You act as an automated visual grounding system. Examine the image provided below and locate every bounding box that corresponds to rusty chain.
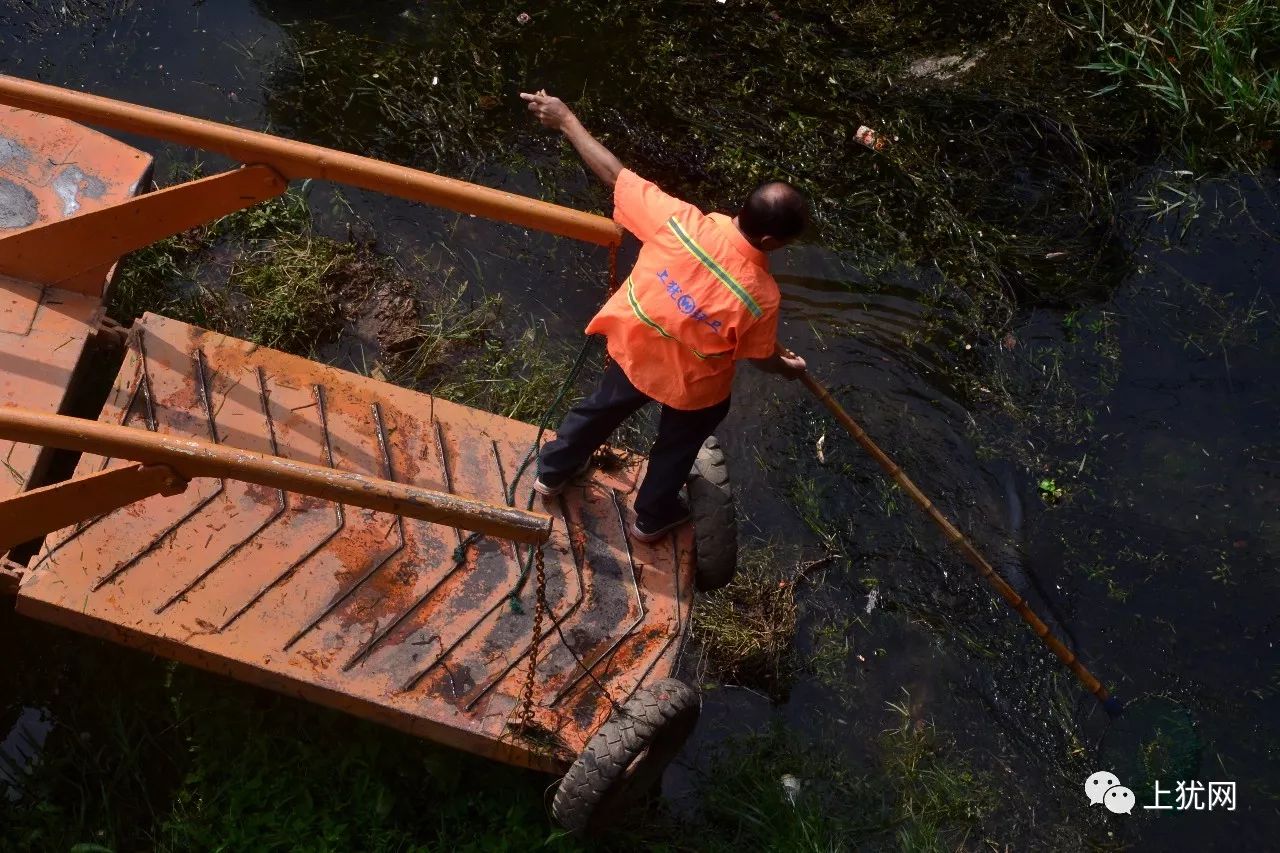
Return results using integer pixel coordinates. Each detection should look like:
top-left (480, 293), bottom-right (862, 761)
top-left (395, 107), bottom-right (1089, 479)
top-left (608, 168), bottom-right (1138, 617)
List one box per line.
top-left (518, 543), bottom-right (548, 732)
top-left (514, 247), bottom-right (617, 733)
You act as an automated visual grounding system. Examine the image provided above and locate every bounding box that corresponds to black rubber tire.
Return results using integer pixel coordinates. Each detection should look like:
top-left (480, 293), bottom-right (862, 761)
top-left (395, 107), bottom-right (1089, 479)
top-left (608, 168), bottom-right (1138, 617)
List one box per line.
top-left (551, 678), bottom-right (700, 834)
top-left (687, 435), bottom-right (738, 591)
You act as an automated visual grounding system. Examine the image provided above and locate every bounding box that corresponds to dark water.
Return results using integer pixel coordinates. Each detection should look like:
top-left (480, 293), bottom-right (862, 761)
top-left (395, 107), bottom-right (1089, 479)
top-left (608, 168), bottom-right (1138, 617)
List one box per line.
top-left (2, 2), bottom-right (1277, 850)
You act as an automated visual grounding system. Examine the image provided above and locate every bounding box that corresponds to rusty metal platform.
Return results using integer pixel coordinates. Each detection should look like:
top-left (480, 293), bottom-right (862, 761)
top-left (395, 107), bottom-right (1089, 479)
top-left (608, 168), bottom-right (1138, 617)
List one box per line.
top-left (0, 277), bottom-right (104, 500)
top-left (1, 107), bottom-right (152, 502)
top-left (16, 313), bottom-right (694, 771)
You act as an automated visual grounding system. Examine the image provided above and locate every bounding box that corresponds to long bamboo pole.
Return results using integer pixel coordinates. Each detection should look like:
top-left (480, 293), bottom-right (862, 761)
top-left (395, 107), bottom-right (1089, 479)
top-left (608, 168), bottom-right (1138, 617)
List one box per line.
top-left (0, 408), bottom-right (552, 545)
top-left (797, 371), bottom-right (1122, 715)
top-left (0, 75), bottom-right (622, 248)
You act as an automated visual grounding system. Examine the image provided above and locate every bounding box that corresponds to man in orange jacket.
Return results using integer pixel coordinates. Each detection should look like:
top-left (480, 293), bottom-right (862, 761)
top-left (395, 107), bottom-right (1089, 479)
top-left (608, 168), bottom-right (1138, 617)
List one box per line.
top-left (522, 90), bottom-right (808, 543)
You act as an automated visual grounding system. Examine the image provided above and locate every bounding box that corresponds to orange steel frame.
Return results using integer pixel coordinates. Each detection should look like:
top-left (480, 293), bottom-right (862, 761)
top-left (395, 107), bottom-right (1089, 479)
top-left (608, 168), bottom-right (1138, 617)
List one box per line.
top-left (0, 76), bottom-right (622, 251)
top-left (0, 73), bottom-right (618, 553)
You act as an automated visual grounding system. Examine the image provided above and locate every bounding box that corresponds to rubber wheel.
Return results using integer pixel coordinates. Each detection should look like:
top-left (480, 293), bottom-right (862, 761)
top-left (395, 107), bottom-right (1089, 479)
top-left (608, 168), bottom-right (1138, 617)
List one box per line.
top-left (687, 435), bottom-right (738, 591)
top-left (551, 678), bottom-right (700, 834)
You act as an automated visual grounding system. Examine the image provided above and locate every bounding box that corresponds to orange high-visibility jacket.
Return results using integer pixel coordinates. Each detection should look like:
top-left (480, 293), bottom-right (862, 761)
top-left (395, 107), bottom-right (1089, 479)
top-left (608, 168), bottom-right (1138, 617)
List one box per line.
top-left (586, 169), bottom-right (780, 410)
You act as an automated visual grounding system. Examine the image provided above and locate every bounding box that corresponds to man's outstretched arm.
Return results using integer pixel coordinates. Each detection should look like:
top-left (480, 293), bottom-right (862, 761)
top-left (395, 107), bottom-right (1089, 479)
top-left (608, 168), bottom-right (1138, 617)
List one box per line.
top-left (520, 90), bottom-right (623, 188)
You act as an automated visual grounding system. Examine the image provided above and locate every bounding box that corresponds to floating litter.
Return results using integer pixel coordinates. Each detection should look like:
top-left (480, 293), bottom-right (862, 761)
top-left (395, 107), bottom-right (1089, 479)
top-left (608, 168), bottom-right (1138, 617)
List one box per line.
top-left (780, 773), bottom-right (801, 804)
top-left (856, 125), bottom-right (890, 151)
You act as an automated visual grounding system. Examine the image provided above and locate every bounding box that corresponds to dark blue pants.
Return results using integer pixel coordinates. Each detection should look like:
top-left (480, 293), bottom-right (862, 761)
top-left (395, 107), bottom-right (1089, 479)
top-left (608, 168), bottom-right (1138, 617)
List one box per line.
top-left (538, 362), bottom-right (730, 525)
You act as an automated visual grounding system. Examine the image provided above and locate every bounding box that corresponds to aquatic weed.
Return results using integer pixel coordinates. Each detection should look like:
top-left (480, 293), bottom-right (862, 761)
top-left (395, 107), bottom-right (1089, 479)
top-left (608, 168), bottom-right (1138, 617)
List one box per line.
top-left (688, 706), bottom-right (998, 852)
top-left (1077, 0), bottom-right (1280, 166)
top-left (431, 323), bottom-right (586, 423)
top-left (377, 283), bottom-right (502, 388)
top-left (690, 545), bottom-right (804, 701)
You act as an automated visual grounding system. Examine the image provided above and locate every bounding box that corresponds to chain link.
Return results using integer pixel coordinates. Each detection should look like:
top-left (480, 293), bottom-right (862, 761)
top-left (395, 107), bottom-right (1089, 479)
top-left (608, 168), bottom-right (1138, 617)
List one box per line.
top-left (514, 247), bottom-right (614, 732)
top-left (518, 543), bottom-right (548, 732)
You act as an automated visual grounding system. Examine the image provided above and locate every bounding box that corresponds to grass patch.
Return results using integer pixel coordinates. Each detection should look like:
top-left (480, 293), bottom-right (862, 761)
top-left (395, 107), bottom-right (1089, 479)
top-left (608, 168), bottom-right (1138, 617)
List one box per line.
top-left (106, 180), bottom-right (364, 355)
top-left (691, 545), bottom-right (802, 701)
top-left (808, 614), bottom-right (861, 692)
top-left (377, 283), bottom-right (501, 388)
top-left (217, 237), bottom-right (351, 353)
top-left (690, 703), bottom-right (998, 852)
top-left (430, 324), bottom-right (589, 424)
top-left (377, 283), bottom-right (597, 427)
top-left (109, 183), bottom-right (310, 322)
top-left (0, 633), bottom-right (576, 853)
top-left (1077, 0), bottom-right (1280, 167)
top-left (878, 699), bottom-right (997, 850)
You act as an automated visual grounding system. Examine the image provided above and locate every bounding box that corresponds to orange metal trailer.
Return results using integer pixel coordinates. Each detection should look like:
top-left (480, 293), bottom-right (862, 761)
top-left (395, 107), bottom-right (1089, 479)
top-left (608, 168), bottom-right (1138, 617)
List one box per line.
top-left (0, 77), bottom-right (733, 832)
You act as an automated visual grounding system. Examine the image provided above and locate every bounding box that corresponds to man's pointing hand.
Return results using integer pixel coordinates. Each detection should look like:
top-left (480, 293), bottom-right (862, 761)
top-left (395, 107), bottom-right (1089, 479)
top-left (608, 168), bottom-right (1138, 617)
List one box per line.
top-left (520, 90), bottom-right (575, 132)
top-left (519, 89), bottom-right (623, 187)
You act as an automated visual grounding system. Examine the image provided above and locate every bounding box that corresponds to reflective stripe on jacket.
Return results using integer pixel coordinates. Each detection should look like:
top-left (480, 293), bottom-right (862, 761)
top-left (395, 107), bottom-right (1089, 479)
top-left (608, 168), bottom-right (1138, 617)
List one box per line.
top-left (585, 169), bottom-right (780, 410)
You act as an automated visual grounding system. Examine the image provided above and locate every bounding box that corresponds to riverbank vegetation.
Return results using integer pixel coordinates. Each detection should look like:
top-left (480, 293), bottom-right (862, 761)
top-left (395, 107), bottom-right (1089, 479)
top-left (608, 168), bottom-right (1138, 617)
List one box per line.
top-left (106, 169), bottom-right (585, 427)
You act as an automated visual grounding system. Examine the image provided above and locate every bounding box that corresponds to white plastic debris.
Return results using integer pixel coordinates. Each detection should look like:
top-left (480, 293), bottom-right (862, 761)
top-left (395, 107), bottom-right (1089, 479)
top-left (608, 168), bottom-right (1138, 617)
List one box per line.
top-left (780, 774), bottom-right (801, 804)
top-left (905, 53), bottom-right (984, 82)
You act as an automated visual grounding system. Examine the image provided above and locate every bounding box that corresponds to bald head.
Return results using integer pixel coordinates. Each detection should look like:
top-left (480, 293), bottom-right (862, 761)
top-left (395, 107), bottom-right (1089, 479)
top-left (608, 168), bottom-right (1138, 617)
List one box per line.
top-left (736, 181), bottom-right (808, 248)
